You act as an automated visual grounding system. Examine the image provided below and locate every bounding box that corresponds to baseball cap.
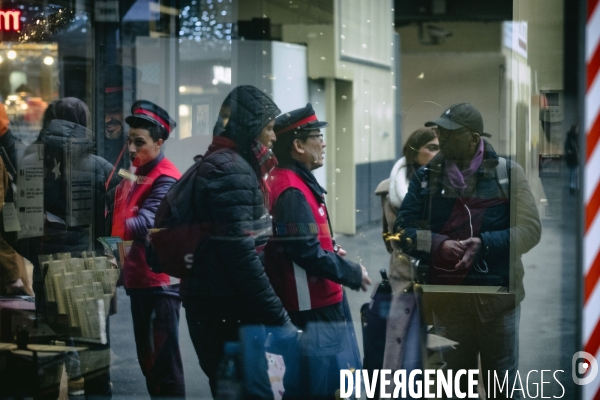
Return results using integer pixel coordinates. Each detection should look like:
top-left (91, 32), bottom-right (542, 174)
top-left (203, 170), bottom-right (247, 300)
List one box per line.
top-left (425, 103), bottom-right (492, 138)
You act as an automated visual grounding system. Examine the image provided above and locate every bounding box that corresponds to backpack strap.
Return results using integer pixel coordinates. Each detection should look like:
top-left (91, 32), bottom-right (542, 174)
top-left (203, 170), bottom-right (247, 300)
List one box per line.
top-left (166, 149), bottom-right (226, 222)
top-left (166, 155), bottom-right (205, 222)
top-left (495, 157), bottom-right (509, 199)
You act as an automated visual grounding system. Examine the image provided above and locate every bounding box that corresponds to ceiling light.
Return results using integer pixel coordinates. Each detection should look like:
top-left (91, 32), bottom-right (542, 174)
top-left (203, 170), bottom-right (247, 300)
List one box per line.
top-left (179, 104), bottom-right (189, 117)
top-left (43, 56), bottom-right (54, 65)
top-left (7, 50), bottom-right (16, 60)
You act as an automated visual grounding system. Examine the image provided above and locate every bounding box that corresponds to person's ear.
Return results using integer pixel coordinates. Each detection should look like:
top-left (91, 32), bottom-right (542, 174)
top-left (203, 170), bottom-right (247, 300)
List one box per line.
top-left (292, 138), bottom-right (305, 154)
top-left (156, 138), bottom-right (164, 149)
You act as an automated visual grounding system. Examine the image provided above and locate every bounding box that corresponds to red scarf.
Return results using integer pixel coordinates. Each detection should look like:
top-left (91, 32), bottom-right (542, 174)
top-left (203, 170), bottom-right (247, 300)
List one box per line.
top-left (251, 139), bottom-right (278, 178)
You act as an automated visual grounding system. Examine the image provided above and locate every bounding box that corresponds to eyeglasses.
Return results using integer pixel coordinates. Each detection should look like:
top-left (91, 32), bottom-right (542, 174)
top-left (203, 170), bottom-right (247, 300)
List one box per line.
top-left (305, 134), bottom-right (324, 143)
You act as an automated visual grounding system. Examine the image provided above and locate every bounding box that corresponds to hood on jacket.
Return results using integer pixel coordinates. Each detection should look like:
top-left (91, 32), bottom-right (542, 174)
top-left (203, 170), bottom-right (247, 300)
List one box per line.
top-left (219, 85), bottom-right (280, 162)
top-left (0, 104), bottom-right (9, 137)
top-left (42, 97), bottom-right (90, 129)
top-left (38, 98), bottom-right (94, 155)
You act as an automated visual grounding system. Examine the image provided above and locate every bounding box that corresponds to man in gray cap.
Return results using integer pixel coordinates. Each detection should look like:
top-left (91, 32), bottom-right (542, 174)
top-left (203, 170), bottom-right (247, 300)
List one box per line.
top-left (394, 103), bottom-right (541, 398)
top-left (265, 103), bottom-right (371, 399)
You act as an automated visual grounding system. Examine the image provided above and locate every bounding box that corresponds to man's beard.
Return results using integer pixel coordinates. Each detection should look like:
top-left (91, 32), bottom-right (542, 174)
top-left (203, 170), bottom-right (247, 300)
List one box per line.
top-left (105, 120), bottom-right (123, 140)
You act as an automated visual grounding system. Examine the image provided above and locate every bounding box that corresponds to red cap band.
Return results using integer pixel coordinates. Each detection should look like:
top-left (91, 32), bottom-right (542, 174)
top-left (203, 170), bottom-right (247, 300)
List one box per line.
top-left (105, 86), bottom-right (133, 94)
top-left (275, 115), bottom-right (318, 135)
top-left (133, 108), bottom-right (171, 133)
top-left (105, 86), bottom-right (123, 93)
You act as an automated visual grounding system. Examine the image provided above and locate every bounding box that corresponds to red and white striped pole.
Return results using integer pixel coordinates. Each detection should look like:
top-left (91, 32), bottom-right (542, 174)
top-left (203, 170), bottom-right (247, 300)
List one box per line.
top-left (584, 0), bottom-right (600, 398)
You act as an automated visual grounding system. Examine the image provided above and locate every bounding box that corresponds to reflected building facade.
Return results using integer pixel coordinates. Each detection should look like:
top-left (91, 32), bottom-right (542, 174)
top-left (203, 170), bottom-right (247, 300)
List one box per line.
top-left (0, 0), bottom-right (592, 399)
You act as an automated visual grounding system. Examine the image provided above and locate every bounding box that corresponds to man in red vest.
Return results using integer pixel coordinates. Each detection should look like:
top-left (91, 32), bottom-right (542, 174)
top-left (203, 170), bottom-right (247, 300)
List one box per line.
top-left (111, 100), bottom-right (185, 397)
top-left (265, 103), bottom-right (371, 399)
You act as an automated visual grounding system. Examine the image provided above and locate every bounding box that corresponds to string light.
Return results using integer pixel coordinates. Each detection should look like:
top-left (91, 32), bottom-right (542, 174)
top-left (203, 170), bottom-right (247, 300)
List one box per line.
top-left (16, 5), bottom-right (78, 43)
top-left (179, 0), bottom-right (232, 44)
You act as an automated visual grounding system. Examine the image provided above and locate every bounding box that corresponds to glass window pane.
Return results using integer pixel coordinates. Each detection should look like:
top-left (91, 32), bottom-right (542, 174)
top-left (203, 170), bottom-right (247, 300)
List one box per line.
top-left (0, 1), bottom-right (581, 399)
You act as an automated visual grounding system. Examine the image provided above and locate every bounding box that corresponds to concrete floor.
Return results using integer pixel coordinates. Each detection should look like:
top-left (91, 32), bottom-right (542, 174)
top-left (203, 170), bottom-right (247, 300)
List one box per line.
top-left (108, 174), bottom-right (579, 399)
top-left (110, 289), bottom-right (209, 400)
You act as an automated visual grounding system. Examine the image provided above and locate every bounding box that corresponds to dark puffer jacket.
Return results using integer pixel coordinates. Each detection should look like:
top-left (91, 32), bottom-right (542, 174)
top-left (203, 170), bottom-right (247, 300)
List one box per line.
top-left (395, 140), bottom-right (541, 319)
top-left (179, 86), bottom-right (290, 326)
top-left (21, 98), bottom-right (112, 255)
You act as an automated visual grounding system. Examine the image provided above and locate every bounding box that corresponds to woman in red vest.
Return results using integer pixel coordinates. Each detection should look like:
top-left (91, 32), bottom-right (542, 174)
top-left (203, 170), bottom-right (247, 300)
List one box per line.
top-left (111, 100), bottom-right (185, 397)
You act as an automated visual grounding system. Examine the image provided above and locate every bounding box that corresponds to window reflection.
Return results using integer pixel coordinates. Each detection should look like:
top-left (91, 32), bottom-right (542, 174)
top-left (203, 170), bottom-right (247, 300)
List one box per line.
top-left (0, 0), bottom-right (580, 399)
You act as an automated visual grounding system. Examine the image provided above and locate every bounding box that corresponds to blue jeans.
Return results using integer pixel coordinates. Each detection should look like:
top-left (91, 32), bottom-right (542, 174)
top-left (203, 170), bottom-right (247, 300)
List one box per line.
top-left (280, 298), bottom-right (360, 400)
top-left (433, 297), bottom-right (521, 400)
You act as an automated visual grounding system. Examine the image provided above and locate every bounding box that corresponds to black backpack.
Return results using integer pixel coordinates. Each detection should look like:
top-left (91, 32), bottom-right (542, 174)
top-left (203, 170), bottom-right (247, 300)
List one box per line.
top-left (146, 154), bottom-right (209, 278)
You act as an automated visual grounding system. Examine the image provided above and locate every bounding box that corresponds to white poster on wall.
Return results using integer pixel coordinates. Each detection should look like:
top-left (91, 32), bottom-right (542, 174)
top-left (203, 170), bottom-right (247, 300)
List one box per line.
top-left (66, 140), bottom-right (93, 227)
top-left (17, 143), bottom-right (44, 239)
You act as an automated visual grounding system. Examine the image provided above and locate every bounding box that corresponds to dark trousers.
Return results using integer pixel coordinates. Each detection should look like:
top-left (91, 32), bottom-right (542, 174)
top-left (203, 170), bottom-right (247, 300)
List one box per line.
top-left (433, 299), bottom-right (520, 400)
top-left (183, 299), bottom-right (274, 400)
top-left (130, 291), bottom-right (185, 398)
top-left (569, 166), bottom-right (579, 192)
top-left (282, 303), bottom-right (347, 400)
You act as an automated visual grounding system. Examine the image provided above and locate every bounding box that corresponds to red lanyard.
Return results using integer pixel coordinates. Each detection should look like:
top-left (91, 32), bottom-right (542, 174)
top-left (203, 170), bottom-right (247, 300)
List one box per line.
top-left (105, 142), bottom-right (128, 190)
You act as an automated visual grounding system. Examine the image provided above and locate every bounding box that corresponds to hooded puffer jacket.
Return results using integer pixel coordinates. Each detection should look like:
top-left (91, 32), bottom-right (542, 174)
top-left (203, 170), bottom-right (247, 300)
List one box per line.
top-left (179, 86), bottom-right (290, 326)
top-left (21, 98), bottom-right (112, 254)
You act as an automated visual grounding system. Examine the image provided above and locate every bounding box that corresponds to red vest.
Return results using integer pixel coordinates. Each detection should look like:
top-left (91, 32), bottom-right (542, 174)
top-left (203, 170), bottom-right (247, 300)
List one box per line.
top-left (112, 157), bottom-right (181, 289)
top-left (265, 167), bottom-right (342, 311)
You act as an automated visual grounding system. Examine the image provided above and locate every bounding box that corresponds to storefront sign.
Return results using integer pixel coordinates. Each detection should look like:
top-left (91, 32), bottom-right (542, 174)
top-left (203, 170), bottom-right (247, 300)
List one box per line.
top-left (0, 10), bottom-right (21, 31)
top-left (65, 140), bottom-right (93, 227)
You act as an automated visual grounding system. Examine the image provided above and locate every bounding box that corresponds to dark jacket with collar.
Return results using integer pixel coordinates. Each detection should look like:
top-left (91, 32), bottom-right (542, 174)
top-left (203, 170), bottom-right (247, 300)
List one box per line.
top-left (394, 140), bottom-right (541, 319)
top-left (265, 161), bottom-right (363, 297)
top-left (179, 86), bottom-right (291, 328)
top-left (266, 162), bottom-right (363, 361)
